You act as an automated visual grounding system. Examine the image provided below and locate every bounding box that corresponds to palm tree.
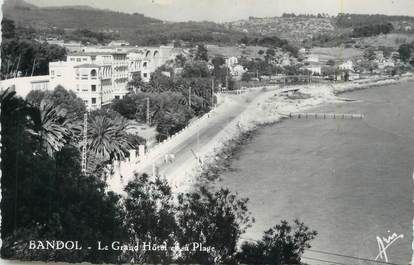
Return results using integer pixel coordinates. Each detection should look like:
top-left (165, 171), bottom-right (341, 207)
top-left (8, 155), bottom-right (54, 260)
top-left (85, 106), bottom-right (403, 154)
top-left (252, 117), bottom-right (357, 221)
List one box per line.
top-left (29, 99), bottom-right (71, 157)
top-left (87, 114), bottom-right (133, 162)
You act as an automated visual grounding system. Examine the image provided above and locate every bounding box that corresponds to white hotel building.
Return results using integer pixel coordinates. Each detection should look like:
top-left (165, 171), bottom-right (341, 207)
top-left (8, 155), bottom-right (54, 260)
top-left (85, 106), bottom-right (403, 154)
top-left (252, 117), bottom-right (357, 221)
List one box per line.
top-left (127, 46), bottom-right (180, 82)
top-left (48, 46), bottom-right (180, 110)
top-left (49, 51), bottom-right (129, 110)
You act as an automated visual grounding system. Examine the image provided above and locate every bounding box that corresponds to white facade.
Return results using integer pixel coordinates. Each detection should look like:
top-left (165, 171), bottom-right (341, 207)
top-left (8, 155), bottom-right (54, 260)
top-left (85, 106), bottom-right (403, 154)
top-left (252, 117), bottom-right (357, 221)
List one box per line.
top-left (108, 40), bottom-right (130, 47)
top-left (229, 65), bottom-right (247, 80)
top-left (127, 46), bottom-right (180, 82)
top-left (47, 46), bottom-right (181, 109)
top-left (338, 60), bottom-right (354, 71)
top-left (378, 60), bottom-right (395, 70)
top-left (306, 55), bottom-right (319, 63)
top-left (0, 76), bottom-right (50, 98)
top-left (49, 51), bottom-right (129, 110)
top-left (305, 64), bottom-right (322, 75)
top-left (226, 57), bottom-right (238, 68)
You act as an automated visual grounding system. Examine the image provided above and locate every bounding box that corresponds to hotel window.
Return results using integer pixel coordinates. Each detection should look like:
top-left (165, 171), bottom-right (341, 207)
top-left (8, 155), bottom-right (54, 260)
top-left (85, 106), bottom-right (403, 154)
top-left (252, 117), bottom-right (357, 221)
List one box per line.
top-left (77, 58), bottom-right (81, 62)
top-left (90, 69), bottom-right (97, 79)
top-left (82, 58), bottom-right (87, 62)
top-left (91, 98), bottom-right (96, 104)
top-left (91, 85), bottom-right (97, 92)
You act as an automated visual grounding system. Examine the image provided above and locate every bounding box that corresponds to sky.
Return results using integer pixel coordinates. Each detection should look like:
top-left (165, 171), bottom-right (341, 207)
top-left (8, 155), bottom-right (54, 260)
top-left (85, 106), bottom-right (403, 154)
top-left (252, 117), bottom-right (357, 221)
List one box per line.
top-left (24, 0), bottom-right (414, 22)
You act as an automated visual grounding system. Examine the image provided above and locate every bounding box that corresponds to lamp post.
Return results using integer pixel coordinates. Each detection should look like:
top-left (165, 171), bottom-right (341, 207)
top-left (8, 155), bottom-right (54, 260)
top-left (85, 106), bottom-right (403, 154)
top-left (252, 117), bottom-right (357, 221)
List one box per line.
top-left (188, 86), bottom-right (192, 110)
top-left (146, 97), bottom-right (150, 125)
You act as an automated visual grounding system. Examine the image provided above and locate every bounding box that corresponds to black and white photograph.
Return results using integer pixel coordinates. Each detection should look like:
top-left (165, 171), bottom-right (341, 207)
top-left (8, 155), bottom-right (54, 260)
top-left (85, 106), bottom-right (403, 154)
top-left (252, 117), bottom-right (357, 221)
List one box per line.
top-left (0, 0), bottom-right (413, 264)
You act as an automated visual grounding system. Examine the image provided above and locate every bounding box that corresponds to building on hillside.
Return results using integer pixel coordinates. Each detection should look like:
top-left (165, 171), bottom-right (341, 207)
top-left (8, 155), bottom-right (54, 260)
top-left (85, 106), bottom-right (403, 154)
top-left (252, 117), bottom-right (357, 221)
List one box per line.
top-left (299, 48), bottom-right (307, 54)
top-left (378, 59), bottom-right (395, 70)
top-left (108, 40), bottom-right (130, 47)
top-left (226, 57), bottom-right (238, 68)
top-left (49, 51), bottom-right (129, 110)
top-left (338, 60), bottom-right (354, 71)
top-left (46, 38), bottom-right (65, 46)
top-left (304, 62), bottom-right (322, 75)
top-left (229, 65), bottom-right (247, 80)
top-left (47, 46), bottom-right (182, 109)
top-left (64, 41), bottom-right (83, 53)
top-left (0, 76), bottom-right (50, 98)
top-left (127, 46), bottom-right (181, 82)
top-left (306, 55), bottom-right (319, 63)
top-left (374, 50), bottom-right (385, 62)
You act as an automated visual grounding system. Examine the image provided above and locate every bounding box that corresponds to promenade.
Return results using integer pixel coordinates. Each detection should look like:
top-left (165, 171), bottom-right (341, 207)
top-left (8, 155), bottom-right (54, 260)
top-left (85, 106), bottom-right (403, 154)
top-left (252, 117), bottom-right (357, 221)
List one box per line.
top-left (107, 75), bottom-right (414, 194)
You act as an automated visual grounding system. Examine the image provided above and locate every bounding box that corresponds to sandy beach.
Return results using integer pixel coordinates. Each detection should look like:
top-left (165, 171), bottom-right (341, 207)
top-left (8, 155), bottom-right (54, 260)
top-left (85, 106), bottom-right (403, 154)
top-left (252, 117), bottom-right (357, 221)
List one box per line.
top-left (167, 75), bottom-right (414, 193)
top-left (107, 75), bottom-right (414, 195)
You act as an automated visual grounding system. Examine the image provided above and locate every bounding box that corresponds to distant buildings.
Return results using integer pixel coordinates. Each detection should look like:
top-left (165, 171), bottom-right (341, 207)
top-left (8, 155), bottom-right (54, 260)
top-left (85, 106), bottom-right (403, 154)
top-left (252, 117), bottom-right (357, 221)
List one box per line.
top-left (225, 56), bottom-right (239, 68)
top-left (44, 38), bottom-right (83, 53)
top-left (225, 56), bottom-right (247, 80)
top-left (108, 40), bottom-right (130, 47)
top-left (305, 55), bottom-right (319, 63)
top-left (305, 63), bottom-right (322, 75)
top-left (338, 60), bottom-right (354, 71)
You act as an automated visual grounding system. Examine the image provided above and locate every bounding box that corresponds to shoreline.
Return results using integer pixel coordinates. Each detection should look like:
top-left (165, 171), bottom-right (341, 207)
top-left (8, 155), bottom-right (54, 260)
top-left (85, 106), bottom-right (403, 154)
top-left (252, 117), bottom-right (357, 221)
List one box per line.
top-left (179, 75), bottom-right (414, 193)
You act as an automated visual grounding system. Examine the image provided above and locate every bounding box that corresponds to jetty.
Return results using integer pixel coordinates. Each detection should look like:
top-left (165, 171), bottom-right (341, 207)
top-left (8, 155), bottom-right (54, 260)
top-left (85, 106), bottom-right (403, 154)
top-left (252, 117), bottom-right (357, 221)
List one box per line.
top-left (285, 112), bottom-right (365, 119)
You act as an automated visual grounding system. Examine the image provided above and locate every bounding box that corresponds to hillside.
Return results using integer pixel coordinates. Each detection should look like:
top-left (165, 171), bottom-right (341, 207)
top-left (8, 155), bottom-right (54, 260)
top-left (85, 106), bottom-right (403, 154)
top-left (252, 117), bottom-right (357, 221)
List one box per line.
top-left (2, 0), bottom-right (161, 30)
top-left (225, 14), bottom-right (414, 46)
top-left (225, 16), bottom-right (339, 45)
top-left (2, 0), bottom-right (254, 46)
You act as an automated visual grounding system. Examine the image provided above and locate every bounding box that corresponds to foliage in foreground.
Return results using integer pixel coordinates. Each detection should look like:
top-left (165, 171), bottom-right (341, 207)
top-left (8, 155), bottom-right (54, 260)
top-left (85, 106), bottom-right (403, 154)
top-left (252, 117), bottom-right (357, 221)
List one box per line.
top-left (1, 89), bottom-right (317, 264)
top-left (237, 220), bottom-right (318, 265)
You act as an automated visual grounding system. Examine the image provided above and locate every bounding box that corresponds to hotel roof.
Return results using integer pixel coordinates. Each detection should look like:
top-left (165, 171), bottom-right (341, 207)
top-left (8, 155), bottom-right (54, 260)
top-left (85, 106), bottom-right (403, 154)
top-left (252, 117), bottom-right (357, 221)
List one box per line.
top-left (73, 64), bottom-right (101, 68)
top-left (68, 51), bottom-right (127, 56)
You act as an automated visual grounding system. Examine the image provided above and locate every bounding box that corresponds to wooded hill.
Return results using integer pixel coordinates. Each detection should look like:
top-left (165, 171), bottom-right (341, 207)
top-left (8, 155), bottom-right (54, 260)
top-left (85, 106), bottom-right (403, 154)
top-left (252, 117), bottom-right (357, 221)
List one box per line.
top-left (2, 0), bottom-right (161, 30)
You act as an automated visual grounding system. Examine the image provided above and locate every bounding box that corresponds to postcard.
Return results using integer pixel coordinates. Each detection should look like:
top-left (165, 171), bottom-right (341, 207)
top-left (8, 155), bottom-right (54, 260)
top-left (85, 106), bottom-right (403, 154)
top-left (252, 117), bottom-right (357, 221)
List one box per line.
top-left (0, 0), bottom-right (413, 264)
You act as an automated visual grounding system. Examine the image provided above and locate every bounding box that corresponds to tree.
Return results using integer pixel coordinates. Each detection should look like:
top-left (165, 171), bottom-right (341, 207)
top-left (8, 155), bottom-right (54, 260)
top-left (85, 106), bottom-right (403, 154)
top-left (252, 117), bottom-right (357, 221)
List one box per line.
top-left (176, 187), bottom-right (253, 264)
top-left (363, 47), bottom-right (377, 61)
top-left (1, 38), bottom-right (66, 79)
top-left (326, 59), bottom-right (336, 66)
top-left (87, 110), bottom-right (134, 162)
top-left (49, 86), bottom-right (86, 119)
top-left (174, 54), bottom-right (187, 67)
top-left (127, 74), bottom-right (146, 93)
top-left (266, 48), bottom-right (276, 57)
top-left (241, 72), bottom-right (251, 82)
top-left (1, 91), bottom-right (126, 263)
top-left (195, 44), bottom-right (209, 61)
top-left (122, 174), bottom-right (177, 264)
top-left (212, 55), bottom-right (225, 69)
top-left (149, 70), bottom-right (174, 93)
top-left (398, 43), bottom-right (413, 63)
top-left (1, 18), bottom-right (16, 39)
top-left (352, 22), bottom-right (394, 38)
top-left (237, 220), bottom-right (318, 265)
top-left (29, 99), bottom-right (72, 157)
top-left (182, 61), bottom-right (211, 78)
top-left (26, 90), bottom-right (47, 107)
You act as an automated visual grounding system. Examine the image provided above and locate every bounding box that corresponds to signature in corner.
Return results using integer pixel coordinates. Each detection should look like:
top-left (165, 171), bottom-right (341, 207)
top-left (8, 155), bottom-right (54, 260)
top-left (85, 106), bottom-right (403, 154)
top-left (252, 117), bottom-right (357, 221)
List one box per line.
top-left (375, 231), bottom-right (404, 262)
